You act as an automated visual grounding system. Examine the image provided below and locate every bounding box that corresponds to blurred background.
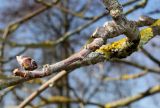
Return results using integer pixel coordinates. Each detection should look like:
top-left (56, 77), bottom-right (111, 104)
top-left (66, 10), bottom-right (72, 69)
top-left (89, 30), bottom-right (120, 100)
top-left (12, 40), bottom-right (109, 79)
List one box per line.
top-left (0, 0), bottom-right (160, 108)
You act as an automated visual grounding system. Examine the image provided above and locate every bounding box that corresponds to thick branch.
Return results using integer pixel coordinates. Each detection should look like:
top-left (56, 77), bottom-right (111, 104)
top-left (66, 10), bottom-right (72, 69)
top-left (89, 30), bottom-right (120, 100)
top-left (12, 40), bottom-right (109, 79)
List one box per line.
top-left (102, 0), bottom-right (140, 42)
top-left (16, 18), bottom-right (160, 107)
top-left (0, 17), bottom-right (158, 91)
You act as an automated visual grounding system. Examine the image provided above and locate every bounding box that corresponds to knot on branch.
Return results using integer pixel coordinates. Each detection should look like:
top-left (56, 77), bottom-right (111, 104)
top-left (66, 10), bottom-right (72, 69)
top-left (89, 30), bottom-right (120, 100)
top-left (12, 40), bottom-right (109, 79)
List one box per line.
top-left (110, 9), bottom-right (122, 18)
top-left (42, 64), bottom-right (51, 76)
top-left (13, 68), bottom-right (27, 78)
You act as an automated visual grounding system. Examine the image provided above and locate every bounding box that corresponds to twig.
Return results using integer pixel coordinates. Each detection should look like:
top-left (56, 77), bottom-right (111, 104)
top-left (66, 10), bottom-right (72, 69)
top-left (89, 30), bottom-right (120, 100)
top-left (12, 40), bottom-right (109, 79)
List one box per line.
top-left (140, 47), bottom-right (160, 66)
top-left (0, 86), bottom-right (16, 102)
top-left (111, 59), bottom-right (160, 74)
top-left (0, 13), bottom-right (105, 48)
top-left (105, 85), bottom-right (160, 108)
top-left (123, 0), bottom-right (140, 7)
top-left (16, 1), bottom-right (160, 107)
top-left (0, 1), bottom-right (59, 72)
top-left (18, 70), bottom-right (68, 108)
top-left (0, 17), bottom-right (158, 91)
top-left (0, 48), bottom-right (27, 63)
top-left (103, 70), bottom-right (147, 81)
top-left (125, 0), bottom-right (148, 15)
top-left (35, 96), bottom-right (104, 108)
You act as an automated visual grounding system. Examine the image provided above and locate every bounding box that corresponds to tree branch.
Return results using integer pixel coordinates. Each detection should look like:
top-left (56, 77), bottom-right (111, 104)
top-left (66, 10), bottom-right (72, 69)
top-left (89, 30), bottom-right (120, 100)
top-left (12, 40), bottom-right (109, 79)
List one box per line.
top-left (105, 85), bottom-right (160, 108)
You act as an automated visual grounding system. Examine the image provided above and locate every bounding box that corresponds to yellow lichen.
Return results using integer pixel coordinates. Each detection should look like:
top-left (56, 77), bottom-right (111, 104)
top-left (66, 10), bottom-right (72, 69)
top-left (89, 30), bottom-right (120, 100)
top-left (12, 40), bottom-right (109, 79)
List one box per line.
top-left (140, 27), bottom-right (153, 45)
top-left (10, 23), bottom-right (20, 32)
top-left (140, 19), bottom-right (160, 46)
top-left (151, 19), bottom-right (160, 26)
top-left (96, 38), bottom-right (128, 59)
top-left (105, 104), bottom-right (111, 108)
top-left (96, 19), bottom-right (160, 59)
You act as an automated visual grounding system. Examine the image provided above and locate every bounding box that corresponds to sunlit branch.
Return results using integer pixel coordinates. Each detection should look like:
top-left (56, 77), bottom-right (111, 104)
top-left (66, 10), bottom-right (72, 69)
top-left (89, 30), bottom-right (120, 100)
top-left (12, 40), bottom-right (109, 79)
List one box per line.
top-left (105, 85), bottom-right (160, 108)
top-left (16, 0), bottom-right (160, 107)
top-left (103, 70), bottom-right (147, 81)
top-left (35, 96), bottom-right (104, 108)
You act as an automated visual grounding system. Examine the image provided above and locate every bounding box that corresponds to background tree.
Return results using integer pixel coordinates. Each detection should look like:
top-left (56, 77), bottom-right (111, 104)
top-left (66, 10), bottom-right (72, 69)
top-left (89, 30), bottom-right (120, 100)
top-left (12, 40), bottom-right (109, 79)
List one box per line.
top-left (0, 0), bottom-right (160, 108)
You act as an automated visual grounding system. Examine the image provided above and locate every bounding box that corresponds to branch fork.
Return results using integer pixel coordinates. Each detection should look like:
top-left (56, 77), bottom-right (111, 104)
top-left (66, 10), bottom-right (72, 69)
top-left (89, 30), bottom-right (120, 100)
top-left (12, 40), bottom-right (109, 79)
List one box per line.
top-left (12, 0), bottom-right (153, 81)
